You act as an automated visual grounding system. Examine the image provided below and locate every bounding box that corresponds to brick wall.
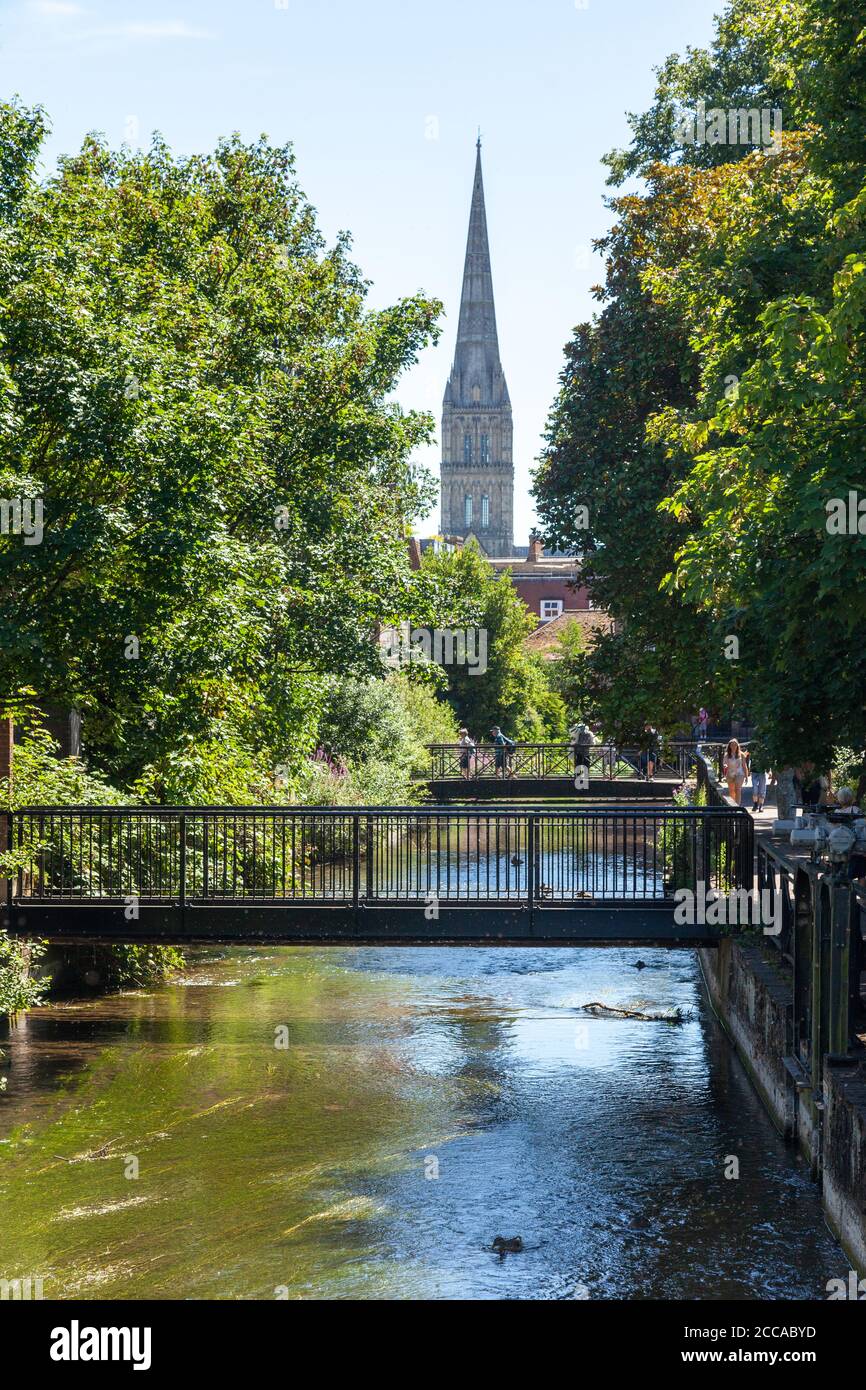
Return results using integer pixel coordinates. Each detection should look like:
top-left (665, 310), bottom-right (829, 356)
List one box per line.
top-left (509, 575), bottom-right (591, 619)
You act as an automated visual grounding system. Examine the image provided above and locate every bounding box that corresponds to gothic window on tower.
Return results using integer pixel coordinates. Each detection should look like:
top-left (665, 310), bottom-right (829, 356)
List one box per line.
top-left (463, 433), bottom-right (472, 463)
top-left (464, 495), bottom-right (473, 527)
top-left (481, 494), bottom-right (489, 528)
top-left (480, 434), bottom-right (490, 463)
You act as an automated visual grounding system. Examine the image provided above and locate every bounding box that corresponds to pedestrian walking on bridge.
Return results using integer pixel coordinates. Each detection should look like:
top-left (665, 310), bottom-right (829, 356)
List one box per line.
top-left (457, 727), bottom-right (477, 781)
top-left (490, 726), bottom-right (516, 779)
top-left (570, 719), bottom-right (595, 786)
top-left (640, 724), bottom-right (660, 782)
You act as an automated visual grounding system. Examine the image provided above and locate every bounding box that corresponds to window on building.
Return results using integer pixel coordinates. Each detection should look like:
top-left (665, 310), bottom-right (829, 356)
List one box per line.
top-left (463, 433), bottom-right (472, 463)
top-left (540, 599), bottom-right (563, 622)
top-left (464, 494), bottom-right (473, 527)
top-left (480, 433), bottom-right (490, 463)
top-left (481, 494), bottom-right (489, 528)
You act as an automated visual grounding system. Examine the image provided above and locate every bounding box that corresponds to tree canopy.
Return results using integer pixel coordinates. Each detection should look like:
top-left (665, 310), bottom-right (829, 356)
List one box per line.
top-left (0, 105), bottom-right (440, 793)
top-left (535, 0), bottom-right (866, 773)
top-left (415, 541), bottom-right (566, 739)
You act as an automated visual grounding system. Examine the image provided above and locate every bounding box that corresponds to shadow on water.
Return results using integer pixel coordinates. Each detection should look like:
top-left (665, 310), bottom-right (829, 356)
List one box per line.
top-left (0, 938), bottom-right (846, 1300)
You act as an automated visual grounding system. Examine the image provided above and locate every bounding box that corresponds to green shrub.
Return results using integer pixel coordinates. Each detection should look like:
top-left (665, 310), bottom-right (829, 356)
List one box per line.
top-left (0, 715), bottom-right (182, 1017)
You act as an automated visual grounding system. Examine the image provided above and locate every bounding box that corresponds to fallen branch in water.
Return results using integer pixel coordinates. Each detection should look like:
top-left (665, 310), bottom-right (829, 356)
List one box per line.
top-left (578, 1002), bottom-right (691, 1023)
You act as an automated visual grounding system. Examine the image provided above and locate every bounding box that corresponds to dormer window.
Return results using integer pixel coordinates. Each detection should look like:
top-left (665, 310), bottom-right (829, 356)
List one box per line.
top-left (540, 599), bottom-right (563, 622)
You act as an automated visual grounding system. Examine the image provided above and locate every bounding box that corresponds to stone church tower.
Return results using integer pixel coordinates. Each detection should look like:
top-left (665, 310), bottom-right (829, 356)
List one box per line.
top-left (440, 141), bottom-right (514, 557)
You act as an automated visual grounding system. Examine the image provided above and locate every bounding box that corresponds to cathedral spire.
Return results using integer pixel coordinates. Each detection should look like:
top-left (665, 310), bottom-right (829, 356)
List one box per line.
top-left (440, 142), bottom-right (514, 558)
top-left (450, 139), bottom-right (504, 389)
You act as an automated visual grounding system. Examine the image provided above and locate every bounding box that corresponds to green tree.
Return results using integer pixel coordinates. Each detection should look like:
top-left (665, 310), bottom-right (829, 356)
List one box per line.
top-left (0, 710), bottom-right (183, 1013)
top-left (417, 542), bottom-right (566, 738)
top-left (545, 617), bottom-right (588, 719)
top-left (0, 105), bottom-right (440, 793)
top-left (533, 175), bottom-right (727, 737)
top-left (603, 0), bottom-right (786, 185)
top-left (642, 1), bottom-right (866, 773)
top-left (535, 0), bottom-right (866, 767)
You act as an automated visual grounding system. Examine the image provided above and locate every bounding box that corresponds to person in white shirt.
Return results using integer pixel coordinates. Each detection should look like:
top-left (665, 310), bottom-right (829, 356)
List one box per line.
top-left (723, 739), bottom-right (749, 805)
top-left (457, 728), bottom-right (476, 781)
top-left (569, 720), bottom-right (595, 783)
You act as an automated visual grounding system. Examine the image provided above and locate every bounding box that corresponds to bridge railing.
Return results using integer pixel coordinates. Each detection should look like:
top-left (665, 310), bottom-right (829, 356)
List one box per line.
top-left (426, 740), bottom-right (750, 781)
top-left (8, 804), bottom-right (753, 909)
top-left (756, 837), bottom-right (796, 958)
top-left (427, 743), bottom-right (641, 781)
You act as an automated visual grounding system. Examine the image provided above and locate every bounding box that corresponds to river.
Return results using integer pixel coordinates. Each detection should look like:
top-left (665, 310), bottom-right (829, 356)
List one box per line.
top-left (0, 942), bottom-right (844, 1300)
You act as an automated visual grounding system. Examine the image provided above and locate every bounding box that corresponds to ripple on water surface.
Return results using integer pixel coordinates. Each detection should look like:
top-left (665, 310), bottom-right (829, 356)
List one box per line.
top-left (0, 943), bottom-right (844, 1299)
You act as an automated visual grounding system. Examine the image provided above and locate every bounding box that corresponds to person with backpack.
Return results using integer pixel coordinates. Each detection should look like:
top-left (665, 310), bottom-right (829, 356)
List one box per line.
top-left (640, 724), bottom-right (660, 782)
top-left (490, 726), bottom-right (516, 779)
top-left (457, 727), bottom-right (477, 781)
top-left (569, 719), bottom-right (595, 784)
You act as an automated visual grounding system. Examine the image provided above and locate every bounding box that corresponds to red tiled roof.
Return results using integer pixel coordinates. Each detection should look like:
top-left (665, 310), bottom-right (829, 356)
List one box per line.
top-left (524, 609), bottom-right (614, 656)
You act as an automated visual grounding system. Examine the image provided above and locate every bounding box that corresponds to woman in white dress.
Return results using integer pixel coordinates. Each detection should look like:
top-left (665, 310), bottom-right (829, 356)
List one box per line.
top-left (723, 739), bottom-right (749, 805)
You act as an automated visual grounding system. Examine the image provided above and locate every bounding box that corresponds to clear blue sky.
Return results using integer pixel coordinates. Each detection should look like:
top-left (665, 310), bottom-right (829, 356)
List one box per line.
top-left (0, 0), bottom-right (719, 542)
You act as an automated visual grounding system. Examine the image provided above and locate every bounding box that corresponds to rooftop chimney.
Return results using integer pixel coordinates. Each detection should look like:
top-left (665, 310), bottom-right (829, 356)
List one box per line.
top-left (527, 534), bottom-right (544, 563)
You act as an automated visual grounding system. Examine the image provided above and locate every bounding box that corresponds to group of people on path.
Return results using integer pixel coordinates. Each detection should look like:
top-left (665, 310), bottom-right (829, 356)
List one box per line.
top-left (452, 725), bottom-right (852, 820)
top-left (721, 741), bottom-right (861, 818)
top-left (457, 722), bottom-right (600, 782)
top-left (454, 720), bottom-right (660, 785)
top-left (720, 739), bottom-right (769, 809)
top-left (457, 726), bottom-right (517, 780)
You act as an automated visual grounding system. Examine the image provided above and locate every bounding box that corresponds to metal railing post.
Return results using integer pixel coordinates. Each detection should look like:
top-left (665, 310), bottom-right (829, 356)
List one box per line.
top-left (701, 808), bottom-right (712, 893)
top-left (202, 815), bottom-right (209, 901)
top-left (3, 809), bottom-right (12, 923)
top-left (365, 814), bottom-right (374, 902)
top-left (352, 814), bottom-right (361, 923)
top-left (527, 812), bottom-right (536, 933)
top-left (740, 809), bottom-right (754, 893)
top-left (179, 812), bottom-right (187, 914)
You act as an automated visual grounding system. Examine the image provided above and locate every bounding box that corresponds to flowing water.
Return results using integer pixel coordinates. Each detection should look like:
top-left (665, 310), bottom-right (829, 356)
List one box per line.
top-left (0, 936), bottom-right (845, 1301)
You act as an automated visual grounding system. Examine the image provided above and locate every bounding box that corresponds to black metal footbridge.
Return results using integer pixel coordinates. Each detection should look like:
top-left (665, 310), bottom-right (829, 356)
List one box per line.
top-left (424, 741), bottom-right (743, 799)
top-left (3, 803), bottom-right (754, 947)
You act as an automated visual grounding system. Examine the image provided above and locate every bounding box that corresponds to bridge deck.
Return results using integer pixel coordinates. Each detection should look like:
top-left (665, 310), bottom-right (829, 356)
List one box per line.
top-left (4, 803), bottom-right (754, 947)
top-left (426, 777), bottom-right (680, 800)
top-left (8, 902), bottom-right (726, 947)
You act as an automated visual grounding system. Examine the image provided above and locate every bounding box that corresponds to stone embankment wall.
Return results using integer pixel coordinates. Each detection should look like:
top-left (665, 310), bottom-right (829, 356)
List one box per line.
top-left (697, 754), bottom-right (866, 1273)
